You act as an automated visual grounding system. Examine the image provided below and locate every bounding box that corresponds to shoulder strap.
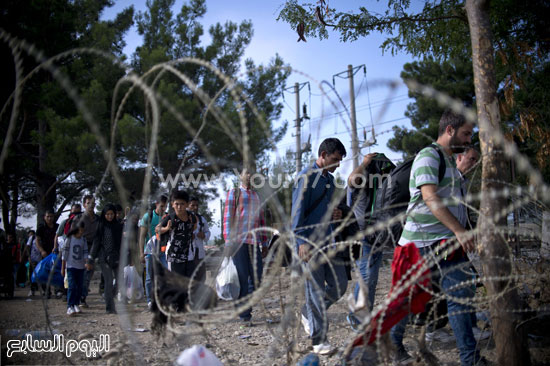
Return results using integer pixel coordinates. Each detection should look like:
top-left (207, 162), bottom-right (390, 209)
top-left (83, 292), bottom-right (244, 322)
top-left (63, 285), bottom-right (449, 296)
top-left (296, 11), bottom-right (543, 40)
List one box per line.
top-left (196, 213), bottom-right (204, 228)
top-left (233, 188), bottom-right (241, 217)
top-left (429, 143), bottom-right (447, 184)
top-left (148, 208), bottom-right (154, 225)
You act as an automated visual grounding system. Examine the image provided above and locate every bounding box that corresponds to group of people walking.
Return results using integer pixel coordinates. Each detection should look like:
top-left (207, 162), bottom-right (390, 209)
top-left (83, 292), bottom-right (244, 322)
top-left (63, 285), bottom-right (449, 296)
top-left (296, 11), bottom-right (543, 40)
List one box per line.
top-left (3, 109), bottom-right (487, 365)
top-left (288, 110), bottom-right (487, 365)
top-left (214, 109), bottom-right (486, 365)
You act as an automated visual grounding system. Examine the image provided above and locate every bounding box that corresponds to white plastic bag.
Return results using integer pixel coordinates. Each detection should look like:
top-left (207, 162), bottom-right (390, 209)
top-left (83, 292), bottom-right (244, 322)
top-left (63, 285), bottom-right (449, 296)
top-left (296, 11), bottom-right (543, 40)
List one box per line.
top-left (175, 345), bottom-right (222, 366)
top-left (124, 265), bottom-right (144, 301)
top-left (215, 257), bottom-right (240, 301)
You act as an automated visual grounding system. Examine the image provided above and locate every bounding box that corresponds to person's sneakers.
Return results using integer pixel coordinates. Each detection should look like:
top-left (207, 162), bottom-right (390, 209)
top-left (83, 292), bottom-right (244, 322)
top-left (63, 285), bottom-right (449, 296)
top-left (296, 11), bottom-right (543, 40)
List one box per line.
top-left (80, 298), bottom-right (89, 308)
top-left (393, 348), bottom-right (413, 365)
top-left (73, 305), bottom-right (82, 314)
top-left (55, 290), bottom-right (63, 299)
top-left (473, 327), bottom-right (491, 341)
top-left (312, 343), bottom-right (333, 355)
top-left (424, 328), bottom-right (455, 343)
top-left (346, 313), bottom-right (362, 333)
top-left (67, 307), bottom-right (75, 316)
top-left (27, 290), bottom-right (35, 297)
top-left (425, 331), bottom-right (435, 345)
top-left (301, 314), bottom-right (311, 335)
top-left (147, 301), bottom-right (152, 310)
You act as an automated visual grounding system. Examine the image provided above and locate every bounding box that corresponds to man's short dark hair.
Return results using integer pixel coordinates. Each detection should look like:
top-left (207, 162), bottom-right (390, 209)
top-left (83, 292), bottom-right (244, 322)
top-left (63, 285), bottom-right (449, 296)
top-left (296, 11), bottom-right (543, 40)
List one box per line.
top-left (189, 196), bottom-right (199, 203)
top-left (438, 110), bottom-right (467, 137)
top-left (44, 209), bottom-right (55, 216)
top-left (171, 190), bottom-right (189, 203)
top-left (156, 194), bottom-right (168, 204)
top-left (237, 161), bottom-right (256, 174)
top-left (115, 204), bottom-right (123, 212)
top-left (71, 203), bottom-right (82, 211)
top-left (318, 138), bottom-right (347, 157)
top-left (462, 145), bottom-right (480, 155)
top-left (82, 194), bottom-right (94, 204)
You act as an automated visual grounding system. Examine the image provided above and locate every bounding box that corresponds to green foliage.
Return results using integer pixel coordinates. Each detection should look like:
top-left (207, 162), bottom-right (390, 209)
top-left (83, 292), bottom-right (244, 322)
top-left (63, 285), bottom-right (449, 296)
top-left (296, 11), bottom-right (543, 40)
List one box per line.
top-left (122, 0), bottom-right (290, 202)
top-left (388, 57), bottom-right (475, 157)
top-left (276, 0), bottom-right (549, 183)
top-left (0, 0), bottom-right (135, 228)
top-left (277, 0), bottom-right (469, 58)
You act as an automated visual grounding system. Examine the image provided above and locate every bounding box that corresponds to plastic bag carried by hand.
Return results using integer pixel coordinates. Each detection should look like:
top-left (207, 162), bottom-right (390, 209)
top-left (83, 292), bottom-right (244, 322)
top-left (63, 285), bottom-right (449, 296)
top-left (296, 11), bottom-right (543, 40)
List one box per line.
top-left (215, 257), bottom-right (240, 301)
top-left (124, 265), bottom-right (144, 301)
top-left (31, 253), bottom-right (64, 288)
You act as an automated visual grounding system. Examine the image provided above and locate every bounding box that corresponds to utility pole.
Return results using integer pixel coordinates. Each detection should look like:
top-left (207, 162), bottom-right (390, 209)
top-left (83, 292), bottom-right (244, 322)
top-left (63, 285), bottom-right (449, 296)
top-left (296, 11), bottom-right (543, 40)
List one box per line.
top-left (348, 65), bottom-right (359, 169)
top-left (284, 82), bottom-right (310, 174)
top-left (295, 82), bottom-right (301, 173)
top-left (333, 64), bottom-right (366, 169)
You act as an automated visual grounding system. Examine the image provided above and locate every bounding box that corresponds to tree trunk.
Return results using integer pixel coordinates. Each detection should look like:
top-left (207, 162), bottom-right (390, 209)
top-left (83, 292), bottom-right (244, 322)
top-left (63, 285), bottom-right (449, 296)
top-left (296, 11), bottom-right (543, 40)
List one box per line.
top-left (9, 173), bottom-right (19, 232)
top-left (1, 186), bottom-right (9, 232)
top-left (465, 0), bottom-right (531, 365)
top-left (35, 118), bottom-right (56, 227)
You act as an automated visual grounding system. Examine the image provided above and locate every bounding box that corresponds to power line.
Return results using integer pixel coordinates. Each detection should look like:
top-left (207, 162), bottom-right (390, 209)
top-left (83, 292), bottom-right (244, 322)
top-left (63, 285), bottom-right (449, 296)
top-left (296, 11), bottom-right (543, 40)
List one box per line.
top-left (276, 116), bottom-right (409, 150)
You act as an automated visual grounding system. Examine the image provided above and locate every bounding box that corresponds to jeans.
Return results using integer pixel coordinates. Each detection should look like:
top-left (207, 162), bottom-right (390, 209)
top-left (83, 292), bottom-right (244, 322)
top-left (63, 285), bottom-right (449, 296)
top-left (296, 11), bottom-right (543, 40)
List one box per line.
top-left (67, 268), bottom-right (84, 308)
top-left (231, 243), bottom-right (263, 320)
top-left (352, 242), bottom-right (383, 313)
top-left (145, 252), bottom-right (167, 303)
top-left (303, 251), bottom-right (348, 345)
top-left (100, 262), bottom-right (117, 312)
top-left (390, 246), bottom-right (479, 366)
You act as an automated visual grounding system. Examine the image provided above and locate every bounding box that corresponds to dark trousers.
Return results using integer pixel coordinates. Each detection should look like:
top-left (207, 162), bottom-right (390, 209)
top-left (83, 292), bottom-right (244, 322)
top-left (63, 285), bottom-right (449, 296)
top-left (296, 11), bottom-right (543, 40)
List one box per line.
top-left (232, 243), bottom-right (263, 320)
top-left (168, 260), bottom-right (197, 278)
top-left (100, 262), bottom-right (117, 312)
top-left (82, 267), bottom-right (94, 299)
top-left (67, 268), bottom-right (84, 308)
top-left (29, 261), bottom-right (38, 292)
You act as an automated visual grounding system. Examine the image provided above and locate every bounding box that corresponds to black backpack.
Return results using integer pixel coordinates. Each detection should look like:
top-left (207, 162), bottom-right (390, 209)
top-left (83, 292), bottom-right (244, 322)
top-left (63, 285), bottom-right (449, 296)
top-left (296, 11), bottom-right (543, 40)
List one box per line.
top-left (365, 144), bottom-right (446, 247)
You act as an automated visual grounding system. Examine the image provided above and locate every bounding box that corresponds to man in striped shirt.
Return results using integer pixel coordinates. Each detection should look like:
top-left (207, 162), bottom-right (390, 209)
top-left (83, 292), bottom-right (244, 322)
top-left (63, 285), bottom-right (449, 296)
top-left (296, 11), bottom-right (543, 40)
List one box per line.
top-left (390, 110), bottom-right (486, 366)
top-left (223, 165), bottom-right (268, 323)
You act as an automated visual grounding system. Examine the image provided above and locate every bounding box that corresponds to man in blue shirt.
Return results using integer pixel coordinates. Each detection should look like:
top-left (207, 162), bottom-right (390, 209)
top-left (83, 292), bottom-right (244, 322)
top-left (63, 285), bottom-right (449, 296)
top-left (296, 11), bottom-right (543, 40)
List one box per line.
top-left (291, 138), bottom-right (348, 354)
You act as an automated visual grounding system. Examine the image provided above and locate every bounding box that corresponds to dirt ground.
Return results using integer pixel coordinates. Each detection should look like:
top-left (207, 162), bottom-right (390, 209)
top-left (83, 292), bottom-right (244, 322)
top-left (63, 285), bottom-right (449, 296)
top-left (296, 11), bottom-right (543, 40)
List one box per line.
top-left (0, 249), bottom-right (548, 366)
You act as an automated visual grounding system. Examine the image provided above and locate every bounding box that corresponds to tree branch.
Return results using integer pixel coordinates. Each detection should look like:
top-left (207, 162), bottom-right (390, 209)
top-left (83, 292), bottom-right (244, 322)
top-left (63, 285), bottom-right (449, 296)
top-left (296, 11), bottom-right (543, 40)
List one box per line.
top-left (55, 184), bottom-right (91, 219)
top-left (44, 172), bottom-right (72, 201)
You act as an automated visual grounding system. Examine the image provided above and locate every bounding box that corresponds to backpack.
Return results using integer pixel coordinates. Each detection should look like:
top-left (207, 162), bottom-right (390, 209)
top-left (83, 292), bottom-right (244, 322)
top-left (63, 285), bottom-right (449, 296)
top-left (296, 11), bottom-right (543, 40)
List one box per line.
top-left (63, 213), bottom-right (79, 235)
top-left (365, 143), bottom-right (446, 247)
top-left (195, 213), bottom-right (205, 233)
top-left (349, 153), bottom-right (395, 231)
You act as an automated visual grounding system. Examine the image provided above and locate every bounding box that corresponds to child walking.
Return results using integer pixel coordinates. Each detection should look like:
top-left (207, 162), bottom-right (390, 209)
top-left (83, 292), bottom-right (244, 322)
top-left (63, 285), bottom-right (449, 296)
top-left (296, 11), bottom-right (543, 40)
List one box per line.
top-left (61, 217), bottom-right (87, 316)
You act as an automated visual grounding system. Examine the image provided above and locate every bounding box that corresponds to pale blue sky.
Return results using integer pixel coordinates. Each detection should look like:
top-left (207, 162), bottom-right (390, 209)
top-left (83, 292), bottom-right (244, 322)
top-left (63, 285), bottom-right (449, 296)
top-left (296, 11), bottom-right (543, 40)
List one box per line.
top-left (24, 1), bottom-right (420, 233)
top-left (100, 1), bottom-right (420, 236)
top-left (102, 0), bottom-right (417, 171)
